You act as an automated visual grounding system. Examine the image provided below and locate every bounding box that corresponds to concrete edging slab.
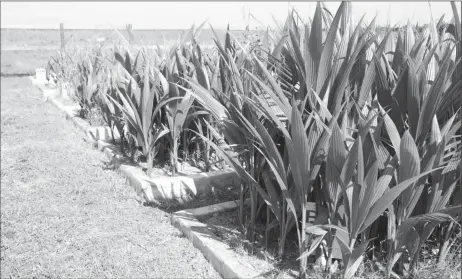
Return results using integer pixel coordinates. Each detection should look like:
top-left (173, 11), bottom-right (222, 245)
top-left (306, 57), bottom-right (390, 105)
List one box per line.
top-left (30, 77), bottom-right (239, 203)
top-left (171, 199), bottom-right (262, 279)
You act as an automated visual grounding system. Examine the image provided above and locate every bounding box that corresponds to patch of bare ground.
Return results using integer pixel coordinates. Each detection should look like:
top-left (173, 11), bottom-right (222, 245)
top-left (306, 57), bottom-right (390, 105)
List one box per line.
top-left (198, 206), bottom-right (299, 279)
top-left (199, 207), bottom-right (461, 279)
top-left (0, 77), bottom-right (220, 278)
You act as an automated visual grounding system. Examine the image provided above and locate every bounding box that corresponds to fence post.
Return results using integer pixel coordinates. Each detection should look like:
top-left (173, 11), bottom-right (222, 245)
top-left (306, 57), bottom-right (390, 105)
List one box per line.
top-left (126, 24), bottom-right (133, 44)
top-left (60, 23), bottom-right (65, 51)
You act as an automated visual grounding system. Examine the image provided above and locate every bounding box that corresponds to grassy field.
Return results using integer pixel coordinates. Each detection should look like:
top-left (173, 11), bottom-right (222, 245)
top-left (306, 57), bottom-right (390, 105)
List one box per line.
top-left (1, 49), bottom-right (58, 76)
top-left (1, 28), bottom-right (256, 47)
top-left (0, 77), bottom-right (220, 278)
top-left (0, 28), bottom-right (259, 76)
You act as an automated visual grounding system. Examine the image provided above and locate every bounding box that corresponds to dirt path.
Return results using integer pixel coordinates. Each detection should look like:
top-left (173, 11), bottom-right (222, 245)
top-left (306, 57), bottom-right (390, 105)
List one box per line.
top-left (0, 77), bottom-right (219, 278)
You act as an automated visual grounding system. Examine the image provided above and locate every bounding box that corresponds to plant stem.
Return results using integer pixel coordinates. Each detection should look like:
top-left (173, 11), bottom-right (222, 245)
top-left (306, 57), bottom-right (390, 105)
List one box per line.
top-left (111, 128), bottom-right (115, 145)
top-left (147, 150), bottom-right (153, 175)
top-left (129, 137), bottom-right (134, 161)
top-left (279, 199), bottom-right (286, 258)
top-left (266, 205), bottom-right (270, 249)
top-left (205, 117), bottom-right (212, 171)
top-left (300, 199), bottom-right (307, 279)
top-left (438, 221), bottom-right (455, 265)
top-left (249, 148), bottom-right (256, 248)
top-left (183, 130), bottom-right (188, 166)
top-left (172, 139), bottom-right (178, 177)
top-left (349, 238), bottom-right (356, 251)
top-left (239, 182), bottom-right (244, 227)
top-left (120, 134), bottom-right (125, 156)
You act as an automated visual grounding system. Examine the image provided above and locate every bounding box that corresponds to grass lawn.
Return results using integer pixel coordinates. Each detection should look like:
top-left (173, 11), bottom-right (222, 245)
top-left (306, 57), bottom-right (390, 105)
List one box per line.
top-left (1, 50), bottom-right (57, 76)
top-left (0, 28), bottom-right (259, 76)
top-left (0, 77), bottom-right (220, 278)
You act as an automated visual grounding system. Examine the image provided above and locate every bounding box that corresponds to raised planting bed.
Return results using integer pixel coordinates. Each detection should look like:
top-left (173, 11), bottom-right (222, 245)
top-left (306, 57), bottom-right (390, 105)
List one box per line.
top-left (172, 200), bottom-right (297, 279)
top-left (30, 76), bottom-right (240, 204)
top-left (96, 139), bottom-right (240, 203)
top-left (172, 201), bottom-right (347, 279)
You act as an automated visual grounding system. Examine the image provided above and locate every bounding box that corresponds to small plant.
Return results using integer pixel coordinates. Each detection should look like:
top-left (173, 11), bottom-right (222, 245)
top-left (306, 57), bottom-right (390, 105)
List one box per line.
top-left (46, 48), bottom-right (78, 86)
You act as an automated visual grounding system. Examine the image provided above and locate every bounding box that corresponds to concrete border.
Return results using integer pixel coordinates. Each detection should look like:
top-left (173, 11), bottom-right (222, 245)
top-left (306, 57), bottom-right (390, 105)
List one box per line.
top-left (172, 200), bottom-right (343, 279)
top-left (49, 96), bottom-right (95, 141)
top-left (30, 77), bottom-right (239, 203)
top-left (171, 199), bottom-right (264, 279)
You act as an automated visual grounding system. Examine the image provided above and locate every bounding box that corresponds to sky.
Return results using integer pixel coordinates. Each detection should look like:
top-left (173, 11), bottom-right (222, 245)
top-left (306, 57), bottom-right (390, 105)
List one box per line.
top-left (1, 2), bottom-right (460, 30)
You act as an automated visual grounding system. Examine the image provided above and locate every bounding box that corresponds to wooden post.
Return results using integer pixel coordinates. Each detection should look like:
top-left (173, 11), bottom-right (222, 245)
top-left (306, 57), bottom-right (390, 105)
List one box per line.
top-left (126, 24), bottom-right (133, 44)
top-left (60, 23), bottom-right (65, 51)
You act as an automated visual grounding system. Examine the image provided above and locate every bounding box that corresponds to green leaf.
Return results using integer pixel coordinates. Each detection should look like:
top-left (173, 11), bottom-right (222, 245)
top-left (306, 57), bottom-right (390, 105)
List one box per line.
top-left (340, 137), bottom-right (360, 186)
top-left (398, 130), bottom-right (422, 219)
top-left (353, 160), bottom-right (378, 235)
top-left (261, 170), bottom-right (282, 222)
top-left (416, 46), bottom-right (453, 142)
top-left (380, 106), bottom-right (402, 159)
top-left (357, 56), bottom-right (376, 108)
top-left (297, 234), bottom-right (325, 261)
top-left (360, 167), bottom-right (443, 233)
top-left (399, 130), bottom-right (420, 182)
top-left (271, 32), bottom-right (289, 59)
top-left (404, 20), bottom-right (415, 55)
top-left (326, 123), bottom-right (346, 212)
top-left (252, 58), bottom-right (292, 120)
top-left (344, 239), bottom-right (373, 279)
top-left (316, 2), bottom-right (345, 95)
top-left (397, 211), bottom-right (457, 241)
top-left (290, 102), bottom-right (312, 196)
top-left (329, 17), bottom-right (378, 115)
top-left (181, 78), bottom-right (229, 120)
top-left (451, 2), bottom-right (461, 41)
top-left (407, 61), bottom-right (420, 138)
top-left (142, 59), bottom-right (155, 151)
top-left (330, 122), bottom-right (347, 165)
top-left (151, 95), bottom-right (184, 124)
top-left (352, 136), bottom-right (364, 234)
top-left (148, 125), bottom-right (170, 152)
top-left (252, 113), bottom-right (287, 182)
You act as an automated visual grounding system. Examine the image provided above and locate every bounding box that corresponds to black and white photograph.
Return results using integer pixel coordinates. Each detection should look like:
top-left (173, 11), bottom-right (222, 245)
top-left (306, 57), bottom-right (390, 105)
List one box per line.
top-left (1, 1), bottom-right (461, 278)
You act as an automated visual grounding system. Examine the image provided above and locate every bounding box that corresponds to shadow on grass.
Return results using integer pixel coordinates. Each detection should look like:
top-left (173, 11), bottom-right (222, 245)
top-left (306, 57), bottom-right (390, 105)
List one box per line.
top-left (175, 211), bottom-right (299, 279)
top-left (143, 185), bottom-right (240, 214)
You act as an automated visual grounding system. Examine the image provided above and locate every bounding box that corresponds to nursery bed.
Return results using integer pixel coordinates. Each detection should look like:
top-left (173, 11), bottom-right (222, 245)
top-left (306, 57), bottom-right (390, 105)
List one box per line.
top-left (173, 200), bottom-right (351, 279)
top-left (172, 200), bottom-right (306, 279)
top-left (197, 206), bottom-right (299, 279)
top-left (32, 77), bottom-right (241, 204)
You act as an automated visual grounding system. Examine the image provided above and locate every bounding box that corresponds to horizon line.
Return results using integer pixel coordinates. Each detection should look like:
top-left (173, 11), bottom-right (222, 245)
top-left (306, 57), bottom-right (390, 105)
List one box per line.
top-left (1, 27), bottom-right (252, 31)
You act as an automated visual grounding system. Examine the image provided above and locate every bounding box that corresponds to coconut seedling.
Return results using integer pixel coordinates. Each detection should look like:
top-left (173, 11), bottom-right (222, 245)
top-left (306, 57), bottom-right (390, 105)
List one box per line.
top-left (105, 46), bottom-right (182, 174)
top-left (74, 54), bottom-right (101, 120)
top-left (46, 3), bottom-right (461, 277)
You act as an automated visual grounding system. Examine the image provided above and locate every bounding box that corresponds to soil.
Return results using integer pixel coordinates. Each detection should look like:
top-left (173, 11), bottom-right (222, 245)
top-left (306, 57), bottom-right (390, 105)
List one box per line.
top-left (197, 205), bottom-right (462, 279)
top-left (53, 94), bottom-right (77, 107)
top-left (107, 136), bottom-right (228, 177)
top-left (197, 206), bottom-right (300, 279)
top-left (157, 185), bottom-right (240, 213)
